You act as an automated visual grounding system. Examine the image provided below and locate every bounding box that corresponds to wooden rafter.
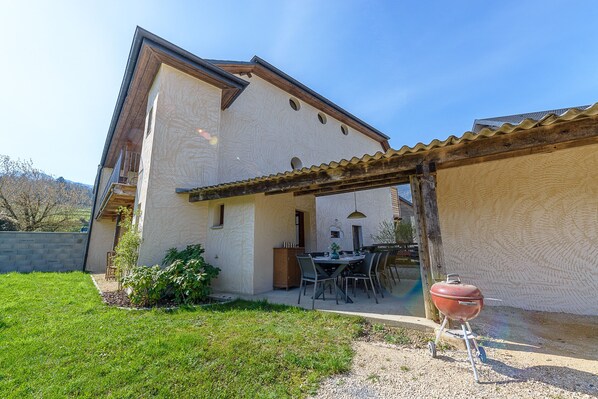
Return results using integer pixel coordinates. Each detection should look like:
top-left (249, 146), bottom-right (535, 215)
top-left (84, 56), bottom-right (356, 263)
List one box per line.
top-left (187, 116), bottom-right (598, 202)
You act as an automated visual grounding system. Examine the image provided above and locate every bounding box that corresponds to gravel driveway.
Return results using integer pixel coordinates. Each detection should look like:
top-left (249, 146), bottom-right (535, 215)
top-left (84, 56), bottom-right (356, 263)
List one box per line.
top-left (310, 339), bottom-right (597, 399)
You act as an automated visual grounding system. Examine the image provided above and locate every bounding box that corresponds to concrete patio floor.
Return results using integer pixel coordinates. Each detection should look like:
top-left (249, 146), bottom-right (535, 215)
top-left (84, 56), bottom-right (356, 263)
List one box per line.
top-left (236, 278), bottom-right (437, 330)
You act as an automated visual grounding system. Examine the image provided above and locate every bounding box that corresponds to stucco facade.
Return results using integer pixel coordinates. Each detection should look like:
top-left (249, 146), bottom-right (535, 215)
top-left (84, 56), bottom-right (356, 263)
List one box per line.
top-left (86, 167), bottom-right (116, 273)
top-left (89, 61), bottom-right (393, 295)
top-left (437, 144), bottom-right (598, 315)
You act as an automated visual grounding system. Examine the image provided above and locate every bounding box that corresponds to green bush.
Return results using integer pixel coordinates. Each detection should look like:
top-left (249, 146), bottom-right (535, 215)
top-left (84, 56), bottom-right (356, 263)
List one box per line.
top-left (122, 244), bottom-right (220, 307)
top-left (162, 244), bottom-right (206, 266)
top-left (112, 207), bottom-right (141, 282)
top-left (371, 220), bottom-right (414, 244)
top-left (162, 244), bottom-right (220, 304)
top-left (163, 259), bottom-right (220, 304)
top-left (122, 265), bottom-right (165, 307)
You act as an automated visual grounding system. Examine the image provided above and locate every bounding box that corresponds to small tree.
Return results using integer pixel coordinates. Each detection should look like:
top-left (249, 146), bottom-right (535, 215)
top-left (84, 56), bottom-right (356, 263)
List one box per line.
top-left (371, 220), bottom-right (414, 244)
top-left (0, 155), bottom-right (91, 231)
top-left (112, 207), bottom-right (141, 285)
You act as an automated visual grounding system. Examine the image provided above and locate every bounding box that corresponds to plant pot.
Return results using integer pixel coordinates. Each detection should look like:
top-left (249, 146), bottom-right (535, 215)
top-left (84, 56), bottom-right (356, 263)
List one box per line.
top-left (331, 251), bottom-right (339, 259)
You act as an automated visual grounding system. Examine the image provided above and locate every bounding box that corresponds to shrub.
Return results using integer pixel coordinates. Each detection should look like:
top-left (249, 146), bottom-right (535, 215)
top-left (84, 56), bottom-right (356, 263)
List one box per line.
top-left (163, 259), bottom-right (220, 304)
top-left (371, 220), bottom-right (414, 244)
top-left (122, 265), bottom-right (164, 307)
top-left (112, 207), bottom-right (141, 283)
top-left (162, 244), bottom-right (220, 304)
top-left (162, 244), bottom-right (206, 266)
top-left (122, 244), bottom-right (220, 307)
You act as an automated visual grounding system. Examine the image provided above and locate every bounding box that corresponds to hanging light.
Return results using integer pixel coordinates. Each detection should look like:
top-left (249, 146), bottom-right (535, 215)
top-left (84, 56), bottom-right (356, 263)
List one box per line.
top-left (347, 190), bottom-right (366, 219)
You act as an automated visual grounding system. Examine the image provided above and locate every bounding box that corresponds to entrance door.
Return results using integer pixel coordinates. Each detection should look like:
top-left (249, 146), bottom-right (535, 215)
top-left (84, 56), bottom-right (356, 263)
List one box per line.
top-left (352, 225), bottom-right (363, 251)
top-left (295, 210), bottom-right (305, 248)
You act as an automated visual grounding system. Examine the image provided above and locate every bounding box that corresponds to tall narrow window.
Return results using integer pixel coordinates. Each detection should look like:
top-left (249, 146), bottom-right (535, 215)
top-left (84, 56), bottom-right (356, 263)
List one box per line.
top-left (213, 204), bottom-right (224, 227)
top-left (295, 210), bottom-right (305, 248)
top-left (218, 204), bottom-right (225, 226)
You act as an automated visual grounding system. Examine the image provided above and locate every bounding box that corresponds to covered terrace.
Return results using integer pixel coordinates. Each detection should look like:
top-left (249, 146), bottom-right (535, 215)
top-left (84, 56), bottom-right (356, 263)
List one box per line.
top-left (178, 103), bottom-right (598, 321)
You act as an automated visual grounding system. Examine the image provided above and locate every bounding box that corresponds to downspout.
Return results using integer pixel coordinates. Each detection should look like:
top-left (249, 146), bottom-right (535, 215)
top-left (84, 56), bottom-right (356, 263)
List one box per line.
top-left (82, 164), bottom-right (102, 271)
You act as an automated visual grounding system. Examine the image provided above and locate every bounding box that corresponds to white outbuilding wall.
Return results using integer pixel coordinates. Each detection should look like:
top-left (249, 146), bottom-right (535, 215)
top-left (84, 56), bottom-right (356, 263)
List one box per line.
top-left (437, 144), bottom-right (598, 315)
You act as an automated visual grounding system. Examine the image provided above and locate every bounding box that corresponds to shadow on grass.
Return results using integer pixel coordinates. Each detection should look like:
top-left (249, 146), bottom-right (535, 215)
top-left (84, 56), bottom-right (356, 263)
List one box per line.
top-left (164, 299), bottom-right (308, 314)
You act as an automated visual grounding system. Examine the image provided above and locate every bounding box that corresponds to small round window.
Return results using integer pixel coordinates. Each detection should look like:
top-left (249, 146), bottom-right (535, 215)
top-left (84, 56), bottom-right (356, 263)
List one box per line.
top-left (317, 112), bottom-right (327, 124)
top-left (290, 157), bottom-right (303, 170)
top-left (340, 124), bottom-right (349, 135)
top-left (289, 98), bottom-right (300, 111)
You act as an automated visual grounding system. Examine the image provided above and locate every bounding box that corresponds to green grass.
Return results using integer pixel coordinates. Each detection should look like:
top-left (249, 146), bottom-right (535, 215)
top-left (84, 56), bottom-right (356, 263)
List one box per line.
top-left (0, 272), bottom-right (361, 398)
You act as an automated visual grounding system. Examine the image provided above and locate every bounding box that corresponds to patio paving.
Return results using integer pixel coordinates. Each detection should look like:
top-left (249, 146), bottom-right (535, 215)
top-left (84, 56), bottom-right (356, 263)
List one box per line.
top-left (237, 278), bottom-right (437, 331)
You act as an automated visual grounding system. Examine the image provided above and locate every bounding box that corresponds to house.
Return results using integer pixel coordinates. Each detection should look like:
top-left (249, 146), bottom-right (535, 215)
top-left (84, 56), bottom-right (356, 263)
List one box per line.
top-left (391, 188), bottom-right (414, 225)
top-left (472, 105), bottom-right (591, 132)
top-left (84, 27), bottom-right (394, 295)
top-left (175, 103), bottom-right (598, 318)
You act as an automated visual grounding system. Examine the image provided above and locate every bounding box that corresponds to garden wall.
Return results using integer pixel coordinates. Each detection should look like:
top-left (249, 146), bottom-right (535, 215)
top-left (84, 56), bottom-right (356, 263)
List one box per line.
top-left (0, 232), bottom-right (87, 273)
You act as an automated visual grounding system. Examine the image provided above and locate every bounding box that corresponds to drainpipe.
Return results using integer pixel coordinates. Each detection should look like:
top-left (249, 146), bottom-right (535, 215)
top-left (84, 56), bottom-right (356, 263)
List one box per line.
top-left (82, 164), bottom-right (102, 271)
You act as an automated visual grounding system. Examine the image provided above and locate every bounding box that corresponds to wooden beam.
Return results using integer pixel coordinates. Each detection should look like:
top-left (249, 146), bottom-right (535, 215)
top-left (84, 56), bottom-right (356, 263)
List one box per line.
top-left (411, 177), bottom-right (434, 318)
top-left (410, 173), bottom-right (439, 322)
top-left (187, 117), bottom-right (598, 203)
top-left (419, 166), bottom-right (446, 282)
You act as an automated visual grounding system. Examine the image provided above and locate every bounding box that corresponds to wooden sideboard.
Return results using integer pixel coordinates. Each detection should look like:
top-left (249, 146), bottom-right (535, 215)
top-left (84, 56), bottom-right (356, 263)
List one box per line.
top-left (273, 247), bottom-right (304, 290)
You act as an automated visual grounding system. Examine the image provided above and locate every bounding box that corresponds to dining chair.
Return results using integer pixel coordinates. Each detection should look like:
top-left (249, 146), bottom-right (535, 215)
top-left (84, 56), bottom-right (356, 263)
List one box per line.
top-left (344, 252), bottom-right (378, 304)
top-left (387, 249), bottom-right (402, 283)
top-left (376, 251), bottom-right (394, 293)
top-left (296, 254), bottom-right (338, 309)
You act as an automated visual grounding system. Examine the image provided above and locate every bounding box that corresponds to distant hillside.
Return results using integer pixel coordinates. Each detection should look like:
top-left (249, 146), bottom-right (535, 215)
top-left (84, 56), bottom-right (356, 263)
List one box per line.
top-left (56, 177), bottom-right (93, 207)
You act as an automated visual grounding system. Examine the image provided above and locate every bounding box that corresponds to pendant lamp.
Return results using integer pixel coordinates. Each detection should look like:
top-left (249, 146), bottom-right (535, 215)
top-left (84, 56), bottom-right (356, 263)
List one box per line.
top-left (347, 191), bottom-right (366, 219)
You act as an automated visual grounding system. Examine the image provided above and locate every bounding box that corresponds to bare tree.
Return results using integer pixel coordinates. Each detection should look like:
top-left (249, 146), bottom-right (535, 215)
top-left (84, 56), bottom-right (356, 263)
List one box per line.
top-left (0, 155), bottom-right (91, 231)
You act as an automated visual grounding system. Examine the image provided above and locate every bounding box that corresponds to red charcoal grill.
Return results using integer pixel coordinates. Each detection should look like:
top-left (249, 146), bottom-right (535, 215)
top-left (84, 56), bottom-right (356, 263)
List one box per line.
top-left (429, 274), bottom-right (487, 382)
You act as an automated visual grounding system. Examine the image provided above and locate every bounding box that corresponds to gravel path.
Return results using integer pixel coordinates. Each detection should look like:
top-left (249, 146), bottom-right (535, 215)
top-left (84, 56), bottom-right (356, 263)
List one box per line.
top-left (310, 340), bottom-right (597, 399)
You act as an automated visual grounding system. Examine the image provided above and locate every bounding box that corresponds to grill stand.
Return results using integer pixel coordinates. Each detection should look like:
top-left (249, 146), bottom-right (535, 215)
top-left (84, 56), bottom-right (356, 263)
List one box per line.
top-left (429, 314), bottom-right (487, 383)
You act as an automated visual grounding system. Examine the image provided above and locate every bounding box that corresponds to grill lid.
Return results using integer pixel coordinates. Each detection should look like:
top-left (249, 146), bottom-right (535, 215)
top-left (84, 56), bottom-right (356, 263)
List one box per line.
top-left (430, 274), bottom-right (484, 301)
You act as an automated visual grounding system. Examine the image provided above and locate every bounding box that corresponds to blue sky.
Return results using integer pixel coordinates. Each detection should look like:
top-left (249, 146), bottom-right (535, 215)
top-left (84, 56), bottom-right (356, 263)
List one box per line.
top-left (1, 0), bottom-right (598, 184)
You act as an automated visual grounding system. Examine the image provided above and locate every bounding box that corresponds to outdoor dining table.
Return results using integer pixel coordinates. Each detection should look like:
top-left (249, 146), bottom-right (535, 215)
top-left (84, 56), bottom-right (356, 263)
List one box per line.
top-left (312, 255), bottom-right (365, 303)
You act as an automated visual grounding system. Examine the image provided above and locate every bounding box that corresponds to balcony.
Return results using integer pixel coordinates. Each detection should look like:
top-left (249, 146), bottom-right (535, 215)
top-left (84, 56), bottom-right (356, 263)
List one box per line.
top-left (95, 149), bottom-right (140, 220)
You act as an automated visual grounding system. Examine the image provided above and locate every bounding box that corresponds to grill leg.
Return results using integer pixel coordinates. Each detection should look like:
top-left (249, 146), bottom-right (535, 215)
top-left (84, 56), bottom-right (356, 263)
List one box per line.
top-left (462, 323), bottom-right (479, 383)
top-left (465, 321), bottom-right (480, 353)
top-left (434, 315), bottom-right (449, 345)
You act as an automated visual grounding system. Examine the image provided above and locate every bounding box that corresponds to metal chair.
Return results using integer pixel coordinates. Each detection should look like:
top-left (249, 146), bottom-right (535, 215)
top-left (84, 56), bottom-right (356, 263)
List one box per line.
top-left (344, 252), bottom-right (378, 304)
top-left (296, 255), bottom-right (338, 309)
top-left (376, 251), bottom-right (394, 292)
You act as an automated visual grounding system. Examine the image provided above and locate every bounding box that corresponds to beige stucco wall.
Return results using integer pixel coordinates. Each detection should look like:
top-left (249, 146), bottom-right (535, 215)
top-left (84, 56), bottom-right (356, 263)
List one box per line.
top-left (85, 167), bottom-right (117, 272)
top-left (316, 188), bottom-right (394, 252)
top-left (206, 193), bottom-right (316, 295)
top-left (205, 196), bottom-right (255, 294)
top-left (130, 64), bottom-right (392, 292)
top-left (253, 193), bottom-right (297, 293)
top-left (218, 75), bottom-right (384, 181)
top-left (219, 74), bottom-right (393, 255)
top-left (437, 144), bottom-right (598, 315)
top-left (136, 64), bottom-right (219, 266)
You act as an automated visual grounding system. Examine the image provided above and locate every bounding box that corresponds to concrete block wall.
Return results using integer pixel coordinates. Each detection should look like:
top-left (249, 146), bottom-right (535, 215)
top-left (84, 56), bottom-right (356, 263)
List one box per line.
top-left (0, 232), bottom-right (88, 273)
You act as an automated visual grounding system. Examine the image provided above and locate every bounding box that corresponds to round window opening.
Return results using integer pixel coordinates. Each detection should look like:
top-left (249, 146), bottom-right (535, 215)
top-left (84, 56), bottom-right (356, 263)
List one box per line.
top-left (341, 124), bottom-right (349, 135)
top-left (290, 157), bottom-right (303, 170)
top-left (289, 98), bottom-right (300, 111)
top-left (318, 112), bottom-right (327, 124)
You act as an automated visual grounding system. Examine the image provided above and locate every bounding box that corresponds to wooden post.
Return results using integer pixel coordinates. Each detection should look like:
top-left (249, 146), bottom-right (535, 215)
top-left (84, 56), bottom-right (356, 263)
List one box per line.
top-left (410, 162), bottom-right (446, 321)
top-left (410, 175), bottom-right (438, 321)
top-left (419, 167), bottom-right (446, 282)
top-left (112, 212), bottom-right (122, 250)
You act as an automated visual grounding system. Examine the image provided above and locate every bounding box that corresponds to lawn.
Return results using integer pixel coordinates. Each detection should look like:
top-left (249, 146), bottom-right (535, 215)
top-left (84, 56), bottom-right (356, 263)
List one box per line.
top-left (0, 272), bottom-right (361, 398)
